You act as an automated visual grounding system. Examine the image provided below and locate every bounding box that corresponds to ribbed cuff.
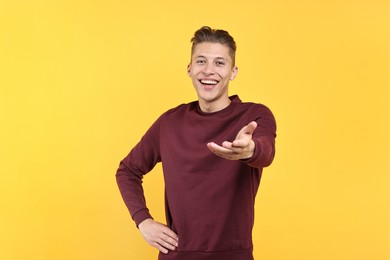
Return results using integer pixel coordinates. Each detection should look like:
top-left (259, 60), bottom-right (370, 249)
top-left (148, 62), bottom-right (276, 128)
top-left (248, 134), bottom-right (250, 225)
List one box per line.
top-left (241, 138), bottom-right (261, 167)
top-left (241, 136), bottom-right (275, 168)
top-left (132, 209), bottom-right (153, 227)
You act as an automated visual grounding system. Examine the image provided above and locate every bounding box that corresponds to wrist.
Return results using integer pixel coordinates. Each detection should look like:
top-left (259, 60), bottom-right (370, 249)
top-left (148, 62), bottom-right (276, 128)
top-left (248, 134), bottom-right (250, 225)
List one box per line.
top-left (244, 140), bottom-right (256, 159)
top-left (133, 209), bottom-right (153, 227)
top-left (138, 218), bottom-right (153, 229)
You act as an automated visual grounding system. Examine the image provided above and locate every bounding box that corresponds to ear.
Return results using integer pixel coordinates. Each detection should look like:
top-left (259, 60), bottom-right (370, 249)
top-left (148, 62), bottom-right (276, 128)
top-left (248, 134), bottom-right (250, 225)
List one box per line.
top-left (230, 66), bottom-right (238, 80)
top-left (187, 64), bottom-right (191, 76)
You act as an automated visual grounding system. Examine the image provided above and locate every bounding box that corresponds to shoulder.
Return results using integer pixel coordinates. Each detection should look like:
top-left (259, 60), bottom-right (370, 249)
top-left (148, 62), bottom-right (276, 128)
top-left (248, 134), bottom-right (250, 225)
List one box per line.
top-left (236, 100), bottom-right (277, 138)
top-left (242, 101), bottom-right (273, 111)
top-left (159, 101), bottom-right (197, 120)
top-left (233, 96), bottom-right (275, 118)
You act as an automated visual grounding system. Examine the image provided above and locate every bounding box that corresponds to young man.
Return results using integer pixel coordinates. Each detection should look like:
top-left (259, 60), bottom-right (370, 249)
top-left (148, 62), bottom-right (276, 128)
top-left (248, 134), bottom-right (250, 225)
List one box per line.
top-left (116, 26), bottom-right (277, 260)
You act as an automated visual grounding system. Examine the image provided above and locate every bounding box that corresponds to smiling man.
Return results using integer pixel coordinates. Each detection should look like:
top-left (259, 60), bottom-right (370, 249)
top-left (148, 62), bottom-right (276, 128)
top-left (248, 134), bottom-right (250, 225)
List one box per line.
top-left (188, 41), bottom-right (238, 113)
top-left (116, 26), bottom-right (277, 260)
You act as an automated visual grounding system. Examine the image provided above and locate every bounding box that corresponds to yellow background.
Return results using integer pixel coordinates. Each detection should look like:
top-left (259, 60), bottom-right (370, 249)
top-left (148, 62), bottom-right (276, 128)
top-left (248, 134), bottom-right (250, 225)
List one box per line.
top-left (1, 0), bottom-right (389, 259)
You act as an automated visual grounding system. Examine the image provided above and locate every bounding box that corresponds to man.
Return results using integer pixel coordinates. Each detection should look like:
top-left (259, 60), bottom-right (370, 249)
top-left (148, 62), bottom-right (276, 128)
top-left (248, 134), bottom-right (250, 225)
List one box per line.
top-left (116, 26), bottom-right (276, 260)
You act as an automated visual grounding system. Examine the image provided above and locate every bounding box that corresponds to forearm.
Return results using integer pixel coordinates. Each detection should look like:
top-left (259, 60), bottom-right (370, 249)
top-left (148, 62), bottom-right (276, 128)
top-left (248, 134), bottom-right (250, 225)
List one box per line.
top-left (116, 159), bottom-right (153, 226)
top-left (116, 117), bottom-right (163, 226)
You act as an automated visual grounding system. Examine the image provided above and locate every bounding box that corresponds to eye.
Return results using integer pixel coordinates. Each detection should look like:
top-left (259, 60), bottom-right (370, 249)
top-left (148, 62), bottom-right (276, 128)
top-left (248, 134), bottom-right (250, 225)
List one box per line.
top-left (196, 59), bottom-right (206, 64)
top-left (215, 60), bottom-right (226, 66)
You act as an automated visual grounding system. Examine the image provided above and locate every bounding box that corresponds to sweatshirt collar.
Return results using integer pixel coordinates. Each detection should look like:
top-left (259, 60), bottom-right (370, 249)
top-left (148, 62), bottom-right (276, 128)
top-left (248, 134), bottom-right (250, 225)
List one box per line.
top-left (195, 95), bottom-right (241, 116)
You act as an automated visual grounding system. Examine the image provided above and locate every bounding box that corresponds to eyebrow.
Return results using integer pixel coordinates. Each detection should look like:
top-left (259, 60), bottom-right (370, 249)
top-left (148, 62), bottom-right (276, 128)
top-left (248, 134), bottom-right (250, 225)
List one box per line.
top-left (195, 55), bottom-right (227, 60)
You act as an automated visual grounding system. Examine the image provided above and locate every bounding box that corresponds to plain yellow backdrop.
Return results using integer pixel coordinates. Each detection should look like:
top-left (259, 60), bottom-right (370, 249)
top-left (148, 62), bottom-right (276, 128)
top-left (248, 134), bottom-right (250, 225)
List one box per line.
top-left (1, 0), bottom-right (389, 259)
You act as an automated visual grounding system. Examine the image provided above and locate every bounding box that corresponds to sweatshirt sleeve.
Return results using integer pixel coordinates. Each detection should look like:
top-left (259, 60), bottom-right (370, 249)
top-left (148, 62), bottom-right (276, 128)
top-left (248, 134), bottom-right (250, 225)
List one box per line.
top-left (243, 105), bottom-right (277, 169)
top-left (115, 116), bottom-right (162, 227)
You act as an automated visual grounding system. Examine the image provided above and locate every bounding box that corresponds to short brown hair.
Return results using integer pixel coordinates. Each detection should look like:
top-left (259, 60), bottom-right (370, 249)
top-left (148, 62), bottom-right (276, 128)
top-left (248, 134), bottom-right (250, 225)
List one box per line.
top-left (190, 26), bottom-right (237, 66)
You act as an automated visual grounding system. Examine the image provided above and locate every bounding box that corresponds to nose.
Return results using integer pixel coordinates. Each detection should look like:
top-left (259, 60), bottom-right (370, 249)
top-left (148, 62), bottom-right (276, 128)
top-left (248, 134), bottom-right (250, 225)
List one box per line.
top-left (202, 62), bottom-right (214, 75)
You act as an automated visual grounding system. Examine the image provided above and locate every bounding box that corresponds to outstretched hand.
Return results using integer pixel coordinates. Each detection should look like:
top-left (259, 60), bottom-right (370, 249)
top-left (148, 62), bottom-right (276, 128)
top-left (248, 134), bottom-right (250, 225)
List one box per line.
top-left (207, 121), bottom-right (257, 160)
top-left (138, 218), bottom-right (179, 254)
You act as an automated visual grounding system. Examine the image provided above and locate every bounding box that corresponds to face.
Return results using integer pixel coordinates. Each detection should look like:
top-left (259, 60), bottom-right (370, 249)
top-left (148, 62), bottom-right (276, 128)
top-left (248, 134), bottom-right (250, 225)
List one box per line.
top-left (187, 42), bottom-right (238, 112)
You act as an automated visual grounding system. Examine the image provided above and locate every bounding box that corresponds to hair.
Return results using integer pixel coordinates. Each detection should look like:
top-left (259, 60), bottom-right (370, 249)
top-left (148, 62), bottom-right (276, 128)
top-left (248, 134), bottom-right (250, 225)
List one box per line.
top-left (190, 26), bottom-right (237, 66)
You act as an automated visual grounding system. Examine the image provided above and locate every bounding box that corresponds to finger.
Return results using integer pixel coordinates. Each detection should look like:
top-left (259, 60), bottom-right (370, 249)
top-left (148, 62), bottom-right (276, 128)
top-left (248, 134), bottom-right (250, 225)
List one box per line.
top-left (221, 141), bottom-right (233, 149)
top-left (231, 138), bottom-right (251, 148)
top-left (152, 241), bottom-right (170, 254)
top-left (222, 141), bottom-right (248, 155)
top-left (162, 231), bottom-right (179, 247)
top-left (243, 121), bottom-right (257, 135)
top-left (208, 142), bottom-right (235, 155)
top-left (162, 228), bottom-right (179, 244)
top-left (156, 237), bottom-right (177, 251)
top-left (207, 143), bottom-right (239, 160)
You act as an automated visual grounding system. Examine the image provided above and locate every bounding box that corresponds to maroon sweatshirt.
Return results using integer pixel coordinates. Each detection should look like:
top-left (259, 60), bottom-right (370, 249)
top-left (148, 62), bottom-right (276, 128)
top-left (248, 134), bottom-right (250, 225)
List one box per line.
top-left (116, 95), bottom-right (276, 260)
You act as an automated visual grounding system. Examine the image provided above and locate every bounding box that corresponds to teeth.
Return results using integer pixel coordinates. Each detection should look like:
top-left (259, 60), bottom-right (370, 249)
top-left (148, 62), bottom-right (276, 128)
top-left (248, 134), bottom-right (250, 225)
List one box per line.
top-left (200, 79), bottom-right (218, 85)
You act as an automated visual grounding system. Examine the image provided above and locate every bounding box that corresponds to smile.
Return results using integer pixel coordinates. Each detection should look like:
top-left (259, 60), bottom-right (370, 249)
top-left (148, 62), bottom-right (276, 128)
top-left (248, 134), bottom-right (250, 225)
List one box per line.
top-left (199, 79), bottom-right (219, 85)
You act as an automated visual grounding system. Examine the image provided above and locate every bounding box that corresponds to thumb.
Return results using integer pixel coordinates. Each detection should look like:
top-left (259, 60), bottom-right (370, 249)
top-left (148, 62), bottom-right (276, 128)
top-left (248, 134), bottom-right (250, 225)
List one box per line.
top-left (244, 121), bottom-right (257, 135)
top-left (232, 121), bottom-right (257, 147)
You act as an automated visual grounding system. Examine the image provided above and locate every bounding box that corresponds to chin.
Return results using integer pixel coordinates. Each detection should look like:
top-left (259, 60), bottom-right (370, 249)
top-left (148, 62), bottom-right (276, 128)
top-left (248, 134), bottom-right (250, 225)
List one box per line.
top-left (198, 92), bottom-right (218, 101)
